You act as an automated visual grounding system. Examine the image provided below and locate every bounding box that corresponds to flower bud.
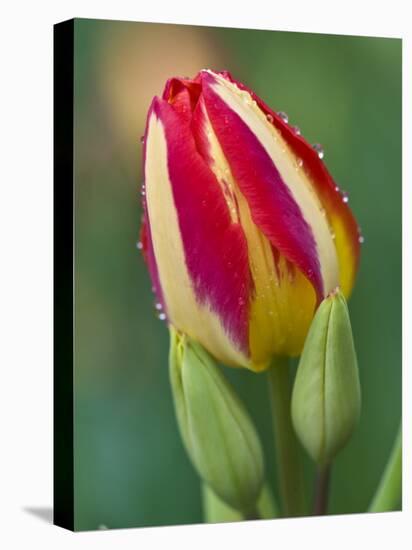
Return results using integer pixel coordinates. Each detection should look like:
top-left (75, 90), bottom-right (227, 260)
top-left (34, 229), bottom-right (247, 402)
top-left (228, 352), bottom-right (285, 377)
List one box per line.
top-left (202, 483), bottom-right (278, 522)
top-left (291, 289), bottom-right (361, 465)
top-left (169, 328), bottom-right (264, 513)
top-left (139, 70), bottom-right (361, 372)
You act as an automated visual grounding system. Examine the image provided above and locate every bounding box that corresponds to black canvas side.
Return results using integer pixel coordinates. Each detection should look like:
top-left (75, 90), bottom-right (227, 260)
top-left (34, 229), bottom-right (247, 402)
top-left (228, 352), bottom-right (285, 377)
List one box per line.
top-left (53, 18), bottom-right (75, 531)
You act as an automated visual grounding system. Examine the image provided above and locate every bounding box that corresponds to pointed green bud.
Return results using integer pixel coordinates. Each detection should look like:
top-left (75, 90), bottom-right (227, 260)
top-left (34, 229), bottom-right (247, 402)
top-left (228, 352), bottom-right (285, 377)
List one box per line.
top-left (202, 483), bottom-right (278, 523)
top-left (291, 289), bottom-right (361, 466)
top-left (169, 328), bottom-right (264, 514)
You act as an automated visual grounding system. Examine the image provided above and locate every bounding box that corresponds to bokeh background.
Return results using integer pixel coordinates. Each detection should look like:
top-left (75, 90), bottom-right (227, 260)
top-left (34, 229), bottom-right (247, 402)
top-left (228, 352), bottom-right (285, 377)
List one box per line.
top-left (73, 18), bottom-right (402, 531)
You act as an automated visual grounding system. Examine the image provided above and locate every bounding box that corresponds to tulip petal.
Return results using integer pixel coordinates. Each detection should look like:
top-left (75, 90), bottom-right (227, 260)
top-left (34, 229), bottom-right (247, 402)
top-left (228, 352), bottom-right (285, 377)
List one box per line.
top-left (139, 212), bottom-right (167, 315)
top-left (218, 71), bottom-right (360, 297)
top-left (190, 95), bottom-right (318, 367)
top-left (144, 97), bottom-right (251, 367)
top-left (162, 77), bottom-right (201, 122)
top-left (201, 70), bottom-right (340, 303)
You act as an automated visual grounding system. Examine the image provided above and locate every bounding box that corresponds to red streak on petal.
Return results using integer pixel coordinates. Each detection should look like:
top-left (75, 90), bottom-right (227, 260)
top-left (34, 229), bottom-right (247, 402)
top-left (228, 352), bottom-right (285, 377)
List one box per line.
top-left (220, 71), bottom-right (361, 276)
top-left (152, 97), bottom-right (252, 354)
top-left (201, 72), bottom-right (324, 302)
top-left (271, 245), bottom-right (281, 281)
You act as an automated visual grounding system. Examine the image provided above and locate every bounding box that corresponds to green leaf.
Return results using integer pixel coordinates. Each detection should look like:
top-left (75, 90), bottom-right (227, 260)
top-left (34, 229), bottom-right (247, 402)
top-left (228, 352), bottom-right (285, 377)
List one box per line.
top-left (368, 425), bottom-right (402, 512)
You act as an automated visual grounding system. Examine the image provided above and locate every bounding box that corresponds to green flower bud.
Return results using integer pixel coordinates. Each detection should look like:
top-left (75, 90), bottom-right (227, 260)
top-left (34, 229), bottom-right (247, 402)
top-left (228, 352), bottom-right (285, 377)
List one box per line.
top-left (169, 328), bottom-right (264, 514)
top-left (202, 483), bottom-right (278, 523)
top-left (291, 289), bottom-right (361, 466)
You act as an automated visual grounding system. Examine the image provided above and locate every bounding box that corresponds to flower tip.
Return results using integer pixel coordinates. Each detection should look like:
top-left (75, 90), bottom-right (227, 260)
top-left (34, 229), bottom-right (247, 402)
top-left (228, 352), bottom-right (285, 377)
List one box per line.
top-left (326, 286), bottom-right (341, 300)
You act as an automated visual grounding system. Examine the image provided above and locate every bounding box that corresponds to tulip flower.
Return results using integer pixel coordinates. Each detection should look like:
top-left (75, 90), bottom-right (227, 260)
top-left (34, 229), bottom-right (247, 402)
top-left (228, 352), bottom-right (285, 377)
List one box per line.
top-left (140, 69), bottom-right (361, 372)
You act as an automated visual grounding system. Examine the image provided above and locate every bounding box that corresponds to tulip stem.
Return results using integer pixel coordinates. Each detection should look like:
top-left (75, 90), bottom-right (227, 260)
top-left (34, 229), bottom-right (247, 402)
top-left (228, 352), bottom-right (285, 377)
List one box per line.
top-left (268, 358), bottom-right (306, 517)
top-left (368, 425), bottom-right (402, 513)
top-left (244, 507), bottom-right (260, 521)
top-left (313, 465), bottom-right (331, 515)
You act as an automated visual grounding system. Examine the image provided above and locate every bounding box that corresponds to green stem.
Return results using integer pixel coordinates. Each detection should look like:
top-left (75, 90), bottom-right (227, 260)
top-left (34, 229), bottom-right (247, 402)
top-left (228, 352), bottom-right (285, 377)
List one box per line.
top-left (313, 465), bottom-right (331, 515)
top-left (368, 425), bottom-right (402, 513)
top-left (268, 358), bottom-right (306, 517)
top-left (244, 507), bottom-right (260, 521)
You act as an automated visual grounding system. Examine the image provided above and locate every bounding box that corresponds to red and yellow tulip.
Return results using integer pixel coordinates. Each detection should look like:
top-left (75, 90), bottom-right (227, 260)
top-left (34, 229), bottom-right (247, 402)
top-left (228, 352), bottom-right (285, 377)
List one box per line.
top-left (140, 70), bottom-right (361, 372)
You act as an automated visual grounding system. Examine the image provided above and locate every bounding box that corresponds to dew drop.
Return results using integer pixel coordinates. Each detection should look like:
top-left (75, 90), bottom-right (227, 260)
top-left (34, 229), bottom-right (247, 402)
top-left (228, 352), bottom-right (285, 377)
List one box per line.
top-left (291, 125), bottom-right (301, 135)
top-left (277, 111), bottom-right (289, 124)
top-left (358, 235), bottom-right (365, 244)
top-left (335, 185), bottom-right (340, 192)
top-left (296, 158), bottom-right (303, 168)
top-left (266, 113), bottom-right (274, 123)
top-left (136, 241), bottom-right (143, 250)
top-left (312, 143), bottom-right (324, 159)
top-left (331, 232), bottom-right (336, 240)
top-left (342, 191), bottom-right (349, 203)
top-left (158, 312), bottom-right (167, 321)
top-left (155, 302), bottom-right (163, 311)
top-left (140, 136), bottom-right (145, 144)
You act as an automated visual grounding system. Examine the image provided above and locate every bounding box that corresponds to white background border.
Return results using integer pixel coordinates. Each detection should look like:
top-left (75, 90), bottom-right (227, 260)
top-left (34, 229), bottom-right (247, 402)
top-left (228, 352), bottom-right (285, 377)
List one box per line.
top-left (0, 1), bottom-right (409, 548)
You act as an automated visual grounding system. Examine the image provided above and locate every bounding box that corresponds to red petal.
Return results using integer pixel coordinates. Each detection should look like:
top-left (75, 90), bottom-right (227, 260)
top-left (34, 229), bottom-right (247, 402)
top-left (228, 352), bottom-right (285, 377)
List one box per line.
top-left (152, 97), bottom-right (252, 354)
top-left (200, 71), bottom-right (325, 302)
top-left (221, 72), bottom-right (361, 294)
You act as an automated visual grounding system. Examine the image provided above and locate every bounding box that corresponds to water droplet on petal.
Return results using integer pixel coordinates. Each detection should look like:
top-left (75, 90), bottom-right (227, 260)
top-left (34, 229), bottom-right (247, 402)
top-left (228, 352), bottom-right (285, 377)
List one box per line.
top-left (277, 111), bottom-right (289, 124)
top-left (358, 235), bottom-right (365, 244)
top-left (158, 312), bottom-right (167, 321)
top-left (296, 158), bottom-right (303, 168)
top-left (312, 143), bottom-right (324, 159)
top-left (140, 136), bottom-right (145, 144)
top-left (335, 185), bottom-right (340, 192)
top-left (155, 302), bottom-right (163, 311)
top-left (342, 191), bottom-right (349, 203)
top-left (136, 241), bottom-right (143, 250)
top-left (266, 113), bottom-right (274, 123)
top-left (331, 232), bottom-right (336, 240)
top-left (291, 125), bottom-right (301, 135)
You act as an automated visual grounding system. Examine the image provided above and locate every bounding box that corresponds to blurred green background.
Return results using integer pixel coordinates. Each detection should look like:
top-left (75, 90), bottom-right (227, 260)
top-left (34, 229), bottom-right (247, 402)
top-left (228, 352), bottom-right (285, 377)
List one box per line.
top-left (73, 18), bottom-right (401, 531)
